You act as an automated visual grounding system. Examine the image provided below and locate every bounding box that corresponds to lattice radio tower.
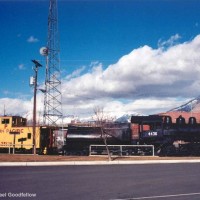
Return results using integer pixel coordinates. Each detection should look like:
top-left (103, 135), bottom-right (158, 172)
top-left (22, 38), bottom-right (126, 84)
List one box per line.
top-left (42, 0), bottom-right (62, 126)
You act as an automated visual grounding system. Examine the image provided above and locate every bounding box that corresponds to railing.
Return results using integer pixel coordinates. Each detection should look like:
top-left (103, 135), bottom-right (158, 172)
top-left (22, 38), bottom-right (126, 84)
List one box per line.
top-left (89, 145), bottom-right (155, 156)
top-left (0, 144), bottom-right (34, 154)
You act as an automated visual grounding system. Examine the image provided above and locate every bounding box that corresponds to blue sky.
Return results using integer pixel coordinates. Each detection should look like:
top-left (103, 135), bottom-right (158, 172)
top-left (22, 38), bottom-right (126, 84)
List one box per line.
top-left (1, 0), bottom-right (200, 120)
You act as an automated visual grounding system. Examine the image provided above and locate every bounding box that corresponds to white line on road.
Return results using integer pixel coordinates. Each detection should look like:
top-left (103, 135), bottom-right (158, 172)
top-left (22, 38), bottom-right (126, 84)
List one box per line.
top-left (112, 192), bottom-right (200, 200)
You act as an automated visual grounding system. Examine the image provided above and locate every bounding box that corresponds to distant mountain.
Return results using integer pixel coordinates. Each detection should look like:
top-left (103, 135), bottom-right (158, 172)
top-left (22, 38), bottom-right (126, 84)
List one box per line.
top-left (115, 113), bottom-right (140, 123)
top-left (168, 96), bottom-right (200, 113)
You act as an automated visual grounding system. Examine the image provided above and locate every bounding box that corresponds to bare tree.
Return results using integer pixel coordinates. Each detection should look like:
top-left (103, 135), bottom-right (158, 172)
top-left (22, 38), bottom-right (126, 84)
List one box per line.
top-left (93, 106), bottom-right (112, 161)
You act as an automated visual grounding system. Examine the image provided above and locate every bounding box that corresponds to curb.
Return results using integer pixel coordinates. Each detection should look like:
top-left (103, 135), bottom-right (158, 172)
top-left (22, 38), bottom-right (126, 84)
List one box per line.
top-left (1, 159), bottom-right (200, 166)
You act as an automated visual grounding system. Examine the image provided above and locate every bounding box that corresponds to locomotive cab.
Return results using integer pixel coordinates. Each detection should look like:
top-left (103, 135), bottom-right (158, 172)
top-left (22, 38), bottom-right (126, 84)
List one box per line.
top-left (131, 115), bottom-right (163, 143)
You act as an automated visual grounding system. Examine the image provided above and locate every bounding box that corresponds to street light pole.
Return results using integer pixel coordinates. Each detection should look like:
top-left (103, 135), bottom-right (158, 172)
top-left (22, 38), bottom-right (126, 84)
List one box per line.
top-left (31, 60), bottom-right (42, 155)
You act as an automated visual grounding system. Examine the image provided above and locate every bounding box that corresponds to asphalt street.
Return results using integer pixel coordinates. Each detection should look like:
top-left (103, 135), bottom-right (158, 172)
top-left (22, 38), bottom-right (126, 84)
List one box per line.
top-left (0, 163), bottom-right (200, 200)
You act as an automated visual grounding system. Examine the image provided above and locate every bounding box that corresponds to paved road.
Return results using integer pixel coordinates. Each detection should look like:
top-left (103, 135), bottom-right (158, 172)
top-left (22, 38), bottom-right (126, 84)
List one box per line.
top-left (0, 163), bottom-right (200, 200)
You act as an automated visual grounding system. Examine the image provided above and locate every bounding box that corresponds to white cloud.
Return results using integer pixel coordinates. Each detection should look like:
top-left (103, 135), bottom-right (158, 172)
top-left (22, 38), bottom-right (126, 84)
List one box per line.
top-left (63, 35), bottom-right (200, 100)
top-left (2, 34), bottom-right (200, 122)
top-left (65, 66), bottom-right (86, 80)
top-left (158, 33), bottom-right (181, 48)
top-left (27, 36), bottom-right (39, 43)
top-left (0, 98), bottom-right (32, 117)
top-left (18, 64), bottom-right (25, 70)
top-left (60, 34), bottom-right (200, 119)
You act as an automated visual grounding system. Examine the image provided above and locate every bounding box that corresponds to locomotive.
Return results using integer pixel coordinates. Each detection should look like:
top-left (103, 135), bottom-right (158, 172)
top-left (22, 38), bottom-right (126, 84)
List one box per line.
top-left (63, 114), bottom-right (200, 156)
top-left (131, 114), bottom-right (200, 156)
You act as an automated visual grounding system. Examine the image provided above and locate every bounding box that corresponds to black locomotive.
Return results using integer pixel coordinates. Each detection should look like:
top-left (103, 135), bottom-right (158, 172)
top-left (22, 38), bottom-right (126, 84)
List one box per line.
top-left (131, 115), bottom-right (200, 156)
top-left (63, 115), bottom-right (200, 156)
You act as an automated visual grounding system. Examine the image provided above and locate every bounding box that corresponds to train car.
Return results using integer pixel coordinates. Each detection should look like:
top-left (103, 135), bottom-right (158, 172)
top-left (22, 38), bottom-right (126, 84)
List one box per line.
top-left (0, 115), bottom-right (64, 154)
top-left (131, 115), bottom-right (200, 156)
top-left (64, 122), bottom-right (131, 155)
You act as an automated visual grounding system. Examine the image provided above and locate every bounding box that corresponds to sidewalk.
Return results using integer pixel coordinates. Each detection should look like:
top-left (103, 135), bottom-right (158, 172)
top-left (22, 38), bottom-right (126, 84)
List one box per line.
top-left (1, 159), bottom-right (200, 166)
top-left (1, 154), bottom-right (200, 166)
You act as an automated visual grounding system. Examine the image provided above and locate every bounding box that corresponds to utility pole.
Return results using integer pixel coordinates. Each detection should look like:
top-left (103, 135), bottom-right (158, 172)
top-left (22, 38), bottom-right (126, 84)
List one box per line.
top-left (32, 60), bottom-right (42, 155)
top-left (43, 0), bottom-right (62, 126)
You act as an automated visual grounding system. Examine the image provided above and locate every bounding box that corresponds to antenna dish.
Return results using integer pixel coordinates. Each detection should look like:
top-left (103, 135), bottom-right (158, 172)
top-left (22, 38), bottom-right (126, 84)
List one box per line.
top-left (40, 47), bottom-right (48, 56)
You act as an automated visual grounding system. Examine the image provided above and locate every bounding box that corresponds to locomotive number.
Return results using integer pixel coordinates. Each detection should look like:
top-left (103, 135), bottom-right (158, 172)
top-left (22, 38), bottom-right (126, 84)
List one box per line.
top-left (148, 131), bottom-right (158, 136)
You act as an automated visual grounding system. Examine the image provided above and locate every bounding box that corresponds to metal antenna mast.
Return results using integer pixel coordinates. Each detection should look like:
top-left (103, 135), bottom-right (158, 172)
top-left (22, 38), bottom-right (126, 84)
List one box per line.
top-left (43, 0), bottom-right (62, 126)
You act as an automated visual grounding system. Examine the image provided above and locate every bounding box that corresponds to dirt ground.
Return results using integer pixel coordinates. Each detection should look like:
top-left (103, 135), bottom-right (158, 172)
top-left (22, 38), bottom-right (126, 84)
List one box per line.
top-left (0, 154), bottom-right (200, 162)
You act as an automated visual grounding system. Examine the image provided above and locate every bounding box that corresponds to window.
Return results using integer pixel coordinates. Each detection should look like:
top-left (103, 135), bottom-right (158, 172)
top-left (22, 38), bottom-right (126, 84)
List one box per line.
top-left (1, 118), bottom-right (10, 124)
top-left (27, 133), bottom-right (31, 139)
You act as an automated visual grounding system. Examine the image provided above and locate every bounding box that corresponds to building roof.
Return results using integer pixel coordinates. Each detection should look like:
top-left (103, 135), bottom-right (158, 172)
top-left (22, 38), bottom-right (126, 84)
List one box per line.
top-left (159, 111), bottom-right (200, 123)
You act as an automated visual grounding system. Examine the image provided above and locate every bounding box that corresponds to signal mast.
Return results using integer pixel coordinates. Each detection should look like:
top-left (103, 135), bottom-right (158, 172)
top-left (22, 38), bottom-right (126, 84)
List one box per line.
top-left (41, 0), bottom-right (62, 126)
